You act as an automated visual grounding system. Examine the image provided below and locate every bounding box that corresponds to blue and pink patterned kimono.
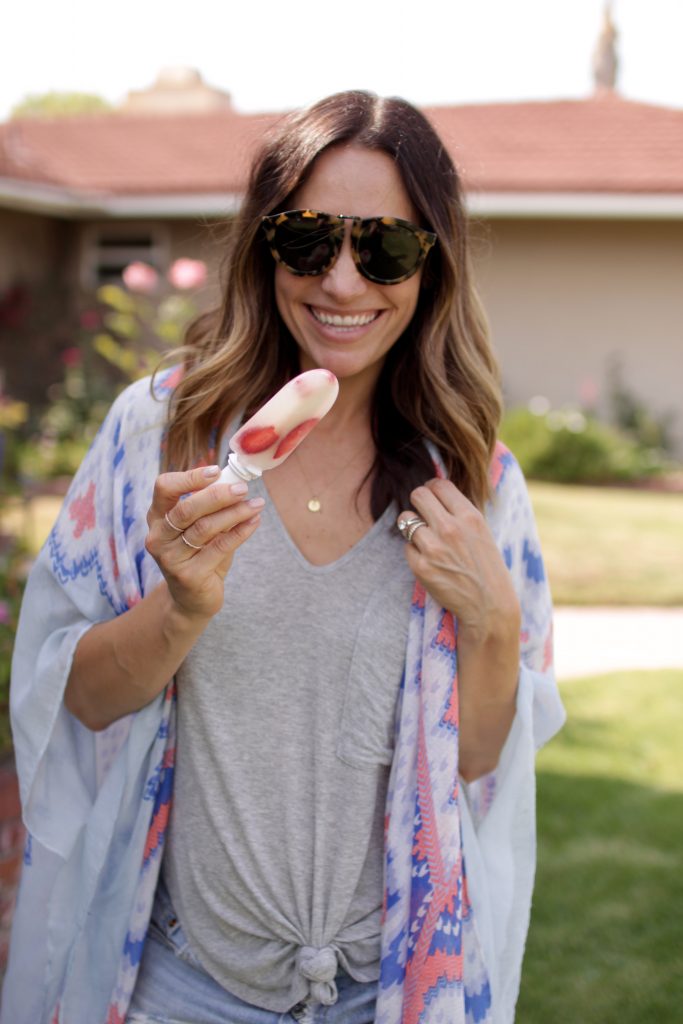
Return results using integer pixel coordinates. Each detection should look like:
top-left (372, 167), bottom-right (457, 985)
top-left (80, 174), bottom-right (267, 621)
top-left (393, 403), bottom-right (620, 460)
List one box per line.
top-left (2, 371), bottom-right (565, 1024)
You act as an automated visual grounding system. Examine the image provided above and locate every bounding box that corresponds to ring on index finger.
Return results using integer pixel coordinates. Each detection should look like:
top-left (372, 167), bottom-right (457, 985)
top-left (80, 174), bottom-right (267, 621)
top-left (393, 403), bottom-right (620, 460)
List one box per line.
top-left (398, 515), bottom-right (428, 544)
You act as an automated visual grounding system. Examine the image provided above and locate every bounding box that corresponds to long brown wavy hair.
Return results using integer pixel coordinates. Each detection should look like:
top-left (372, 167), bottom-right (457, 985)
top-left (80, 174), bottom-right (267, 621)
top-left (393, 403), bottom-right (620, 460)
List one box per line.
top-left (159, 90), bottom-right (502, 513)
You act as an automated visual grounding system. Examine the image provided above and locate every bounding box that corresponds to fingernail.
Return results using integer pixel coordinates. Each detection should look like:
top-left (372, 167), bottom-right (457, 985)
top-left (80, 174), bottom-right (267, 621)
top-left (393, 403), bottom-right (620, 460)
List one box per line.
top-left (231, 482), bottom-right (249, 495)
top-left (248, 497), bottom-right (266, 508)
top-left (246, 513), bottom-right (261, 525)
top-left (202, 465), bottom-right (220, 477)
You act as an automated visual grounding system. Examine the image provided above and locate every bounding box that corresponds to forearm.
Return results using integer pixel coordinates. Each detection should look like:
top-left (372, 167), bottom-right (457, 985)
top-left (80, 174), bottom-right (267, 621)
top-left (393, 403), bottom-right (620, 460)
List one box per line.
top-left (457, 615), bottom-right (520, 783)
top-left (64, 582), bottom-right (209, 731)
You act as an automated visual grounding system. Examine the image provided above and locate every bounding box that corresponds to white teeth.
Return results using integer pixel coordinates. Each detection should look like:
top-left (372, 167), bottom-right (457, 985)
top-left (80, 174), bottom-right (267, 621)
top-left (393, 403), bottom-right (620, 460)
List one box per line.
top-left (311, 309), bottom-right (378, 327)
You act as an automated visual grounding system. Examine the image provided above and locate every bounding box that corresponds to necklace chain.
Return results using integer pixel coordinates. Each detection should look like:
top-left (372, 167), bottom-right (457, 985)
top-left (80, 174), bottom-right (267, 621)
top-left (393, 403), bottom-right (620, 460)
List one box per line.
top-left (295, 442), bottom-right (369, 513)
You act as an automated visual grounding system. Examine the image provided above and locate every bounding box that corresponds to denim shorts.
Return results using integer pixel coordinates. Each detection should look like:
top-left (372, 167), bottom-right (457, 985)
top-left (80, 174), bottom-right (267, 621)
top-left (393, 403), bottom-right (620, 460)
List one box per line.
top-left (126, 880), bottom-right (378, 1024)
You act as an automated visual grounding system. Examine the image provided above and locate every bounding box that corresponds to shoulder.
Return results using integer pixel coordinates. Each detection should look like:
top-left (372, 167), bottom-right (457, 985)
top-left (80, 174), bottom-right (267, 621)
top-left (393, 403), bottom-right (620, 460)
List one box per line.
top-left (485, 440), bottom-right (536, 541)
top-left (489, 440), bottom-right (524, 497)
top-left (72, 368), bottom-right (180, 485)
top-left (103, 366), bottom-right (182, 441)
top-left (111, 366), bottom-right (180, 418)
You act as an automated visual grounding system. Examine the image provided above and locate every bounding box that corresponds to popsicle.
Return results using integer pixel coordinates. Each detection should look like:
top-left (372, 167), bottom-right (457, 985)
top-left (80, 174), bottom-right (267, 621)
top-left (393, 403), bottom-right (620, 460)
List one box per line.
top-left (218, 368), bottom-right (339, 486)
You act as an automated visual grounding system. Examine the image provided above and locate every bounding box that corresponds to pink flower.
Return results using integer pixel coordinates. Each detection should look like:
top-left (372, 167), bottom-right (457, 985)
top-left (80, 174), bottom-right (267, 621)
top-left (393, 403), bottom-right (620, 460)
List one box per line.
top-left (167, 258), bottom-right (207, 290)
top-left (122, 261), bottom-right (159, 294)
top-left (0, 601), bottom-right (11, 626)
top-left (61, 347), bottom-right (82, 367)
top-left (579, 375), bottom-right (599, 409)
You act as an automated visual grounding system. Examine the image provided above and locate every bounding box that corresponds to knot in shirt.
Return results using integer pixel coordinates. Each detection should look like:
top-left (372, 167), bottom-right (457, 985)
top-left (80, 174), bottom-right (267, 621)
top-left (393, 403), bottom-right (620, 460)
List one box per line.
top-left (297, 945), bottom-right (338, 1005)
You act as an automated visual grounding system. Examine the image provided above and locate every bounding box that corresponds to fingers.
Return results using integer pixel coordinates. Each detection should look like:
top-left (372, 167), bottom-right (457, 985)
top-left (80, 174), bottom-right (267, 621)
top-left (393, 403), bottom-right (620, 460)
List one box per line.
top-left (163, 481), bottom-right (249, 535)
top-left (145, 466), bottom-right (269, 622)
top-left (151, 473), bottom-right (251, 543)
top-left (176, 495), bottom-right (265, 554)
top-left (146, 462), bottom-right (266, 572)
top-left (149, 464), bottom-right (222, 518)
top-left (412, 477), bottom-right (474, 522)
top-left (397, 477), bottom-right (512, 628)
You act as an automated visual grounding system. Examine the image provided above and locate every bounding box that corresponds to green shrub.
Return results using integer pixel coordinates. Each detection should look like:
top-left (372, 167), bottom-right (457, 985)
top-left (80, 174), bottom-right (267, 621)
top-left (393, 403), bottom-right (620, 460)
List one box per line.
top-left (7, 351), bottom-right (114, 484)
top-left (500, 406), bottom-right (667, 484)
top-left (608, 356), bottom-right (676, 454)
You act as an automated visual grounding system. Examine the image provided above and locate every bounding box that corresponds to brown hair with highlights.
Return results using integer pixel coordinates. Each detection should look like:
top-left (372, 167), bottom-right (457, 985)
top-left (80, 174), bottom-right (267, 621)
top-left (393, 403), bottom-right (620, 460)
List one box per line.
top-left (160, 90), bottom-right (502, 512)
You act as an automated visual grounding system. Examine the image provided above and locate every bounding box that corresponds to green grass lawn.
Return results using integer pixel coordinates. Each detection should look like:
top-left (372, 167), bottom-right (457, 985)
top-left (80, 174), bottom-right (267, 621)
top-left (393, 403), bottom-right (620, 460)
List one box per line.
top-left (3, 483), bottom-right (683, 607)
top-left (517, 669), bottom-right (683, 1023)
top-left (528, 482), bottom-right (683, 606)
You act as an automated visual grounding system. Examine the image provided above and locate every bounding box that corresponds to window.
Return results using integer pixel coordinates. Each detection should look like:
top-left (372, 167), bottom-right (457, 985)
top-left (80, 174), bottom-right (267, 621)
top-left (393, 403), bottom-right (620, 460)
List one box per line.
top-left (80, 223), bottom-right (169, 289)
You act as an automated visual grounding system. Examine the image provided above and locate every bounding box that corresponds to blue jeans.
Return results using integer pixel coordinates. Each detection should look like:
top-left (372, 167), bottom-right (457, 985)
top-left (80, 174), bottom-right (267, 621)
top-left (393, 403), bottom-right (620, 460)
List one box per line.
top-left (126, 880), bottom-right (378, 1024)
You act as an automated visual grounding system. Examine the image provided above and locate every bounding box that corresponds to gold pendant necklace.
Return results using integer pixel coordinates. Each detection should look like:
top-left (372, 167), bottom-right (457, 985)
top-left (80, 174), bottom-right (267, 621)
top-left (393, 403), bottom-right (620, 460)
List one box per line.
top-left (296, 443), bottom-right (370, 513)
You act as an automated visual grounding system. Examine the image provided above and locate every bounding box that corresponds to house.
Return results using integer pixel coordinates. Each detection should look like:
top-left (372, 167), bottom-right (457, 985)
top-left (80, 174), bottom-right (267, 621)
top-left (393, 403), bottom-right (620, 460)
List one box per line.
top-left (1, 69), bottom-right (682, 452)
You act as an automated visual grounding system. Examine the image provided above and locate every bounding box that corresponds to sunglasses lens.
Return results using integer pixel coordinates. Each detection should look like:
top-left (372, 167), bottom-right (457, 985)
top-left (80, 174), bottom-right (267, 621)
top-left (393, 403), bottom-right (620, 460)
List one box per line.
top-left (270, 214), bottom-right (340, 275)
top-left (358, 221), bottom-right (424, 283)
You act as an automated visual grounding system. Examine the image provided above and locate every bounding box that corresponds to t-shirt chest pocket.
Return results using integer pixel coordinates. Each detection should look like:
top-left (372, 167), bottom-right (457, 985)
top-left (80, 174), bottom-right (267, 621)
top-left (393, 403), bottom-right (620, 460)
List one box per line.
top-left (336, 570), bottom-right (412, 769)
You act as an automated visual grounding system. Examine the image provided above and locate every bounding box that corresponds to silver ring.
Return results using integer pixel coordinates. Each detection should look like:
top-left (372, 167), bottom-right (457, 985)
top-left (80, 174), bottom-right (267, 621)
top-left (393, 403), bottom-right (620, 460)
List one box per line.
top-left (180, 532), bottom-right (203, 550)
top-left (398, 515), bottom-right (427, 544)
top-left (165, 511), bottom-right (183, 533)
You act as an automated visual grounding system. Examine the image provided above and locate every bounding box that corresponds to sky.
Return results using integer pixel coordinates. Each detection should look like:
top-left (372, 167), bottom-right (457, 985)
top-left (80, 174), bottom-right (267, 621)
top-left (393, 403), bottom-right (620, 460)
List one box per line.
top-left (2, 0), bottom-right (683, 120)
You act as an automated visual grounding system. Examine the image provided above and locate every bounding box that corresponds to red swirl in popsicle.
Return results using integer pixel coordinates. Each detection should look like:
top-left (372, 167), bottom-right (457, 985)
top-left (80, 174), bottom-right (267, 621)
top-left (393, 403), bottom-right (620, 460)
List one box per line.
top-left (219, 369), bottom-right (339, 484)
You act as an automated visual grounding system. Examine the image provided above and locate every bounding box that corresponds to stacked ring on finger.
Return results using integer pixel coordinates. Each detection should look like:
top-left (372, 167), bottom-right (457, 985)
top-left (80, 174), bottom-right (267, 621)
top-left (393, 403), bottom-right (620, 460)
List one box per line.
top-left (180, 532), bottom-right (204, 551)
top-left (398, 515), bottom-right (428, 544)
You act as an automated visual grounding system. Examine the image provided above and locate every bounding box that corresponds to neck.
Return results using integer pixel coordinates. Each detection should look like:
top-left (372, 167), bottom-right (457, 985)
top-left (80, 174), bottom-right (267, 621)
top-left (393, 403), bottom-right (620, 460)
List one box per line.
top-left (300, 365), bottom-right (378, 442)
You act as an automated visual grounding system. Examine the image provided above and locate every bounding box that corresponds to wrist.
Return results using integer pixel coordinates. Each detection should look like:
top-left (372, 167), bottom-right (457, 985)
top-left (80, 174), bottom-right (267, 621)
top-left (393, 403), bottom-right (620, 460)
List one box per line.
top-left (158, 583), bottom-right (213, 639)
top-left (459, 603), bottom-right (520, 659)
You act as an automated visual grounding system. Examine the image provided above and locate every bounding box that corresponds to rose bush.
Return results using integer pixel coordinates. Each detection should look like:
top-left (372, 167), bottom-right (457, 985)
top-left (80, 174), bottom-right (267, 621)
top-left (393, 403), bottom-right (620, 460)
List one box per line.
top-left (91, 257), bottom-right (208, 379)
top-left (1, 257), bottom-right (211, 752)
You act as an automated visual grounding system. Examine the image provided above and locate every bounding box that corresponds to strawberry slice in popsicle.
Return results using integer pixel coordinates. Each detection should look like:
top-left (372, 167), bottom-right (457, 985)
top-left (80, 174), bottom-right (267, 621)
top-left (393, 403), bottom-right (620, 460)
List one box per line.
top-left (218, 369), bottom-right (338, 485)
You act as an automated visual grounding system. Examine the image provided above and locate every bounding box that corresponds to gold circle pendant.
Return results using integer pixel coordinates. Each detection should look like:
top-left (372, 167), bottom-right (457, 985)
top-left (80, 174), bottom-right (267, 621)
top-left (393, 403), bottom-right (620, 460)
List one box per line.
top-left (307, 498), bottom-right (321, 513)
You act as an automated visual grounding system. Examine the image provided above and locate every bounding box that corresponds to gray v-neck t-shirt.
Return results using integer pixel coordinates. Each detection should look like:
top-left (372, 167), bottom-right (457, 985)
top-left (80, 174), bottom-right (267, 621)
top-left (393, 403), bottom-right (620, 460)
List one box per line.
top-left (163, 476), bottom-right (415, 1010)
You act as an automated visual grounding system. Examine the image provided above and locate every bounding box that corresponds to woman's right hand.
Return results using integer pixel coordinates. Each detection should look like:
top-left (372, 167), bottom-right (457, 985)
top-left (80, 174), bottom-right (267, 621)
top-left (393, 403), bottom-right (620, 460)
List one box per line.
top-left (145, 464), bottom-right (264, 622)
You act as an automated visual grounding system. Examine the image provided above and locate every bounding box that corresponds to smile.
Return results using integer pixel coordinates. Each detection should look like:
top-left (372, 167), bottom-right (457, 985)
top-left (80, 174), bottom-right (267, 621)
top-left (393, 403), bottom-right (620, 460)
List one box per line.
top-left (309, 307), bottom-right (380, 329)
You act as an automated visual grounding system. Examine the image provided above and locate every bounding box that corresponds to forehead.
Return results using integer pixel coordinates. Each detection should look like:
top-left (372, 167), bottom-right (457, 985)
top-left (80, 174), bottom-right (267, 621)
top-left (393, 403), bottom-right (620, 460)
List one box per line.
top-left (292, 145), bottom-right (417, 222)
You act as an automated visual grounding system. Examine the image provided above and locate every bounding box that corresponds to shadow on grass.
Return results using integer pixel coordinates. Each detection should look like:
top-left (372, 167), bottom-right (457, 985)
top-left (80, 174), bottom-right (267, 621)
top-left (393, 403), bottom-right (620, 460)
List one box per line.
top-left (518, 769), bottom-right (683, 1023)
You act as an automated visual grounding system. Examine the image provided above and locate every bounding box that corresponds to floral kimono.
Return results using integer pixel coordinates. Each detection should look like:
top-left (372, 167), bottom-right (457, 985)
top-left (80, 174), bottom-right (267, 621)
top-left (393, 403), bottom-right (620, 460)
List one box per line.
top-left (2, 371), bottom-right (565, 1024)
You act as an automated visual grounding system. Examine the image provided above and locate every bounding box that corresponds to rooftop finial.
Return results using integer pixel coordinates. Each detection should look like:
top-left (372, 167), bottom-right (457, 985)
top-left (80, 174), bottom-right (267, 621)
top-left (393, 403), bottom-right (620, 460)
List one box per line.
top-left (592, 2), bottom-right (619, 94)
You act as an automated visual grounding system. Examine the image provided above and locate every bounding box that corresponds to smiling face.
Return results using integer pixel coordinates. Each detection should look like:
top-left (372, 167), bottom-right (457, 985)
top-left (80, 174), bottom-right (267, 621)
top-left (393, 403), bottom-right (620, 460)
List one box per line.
top-left (273, 145), bottom-right (423, 388)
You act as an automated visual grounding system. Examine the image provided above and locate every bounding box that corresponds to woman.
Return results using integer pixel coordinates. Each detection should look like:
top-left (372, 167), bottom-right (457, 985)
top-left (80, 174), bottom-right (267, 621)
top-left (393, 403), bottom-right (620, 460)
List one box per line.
top-left (2, 91), bottom-right (564, 1024)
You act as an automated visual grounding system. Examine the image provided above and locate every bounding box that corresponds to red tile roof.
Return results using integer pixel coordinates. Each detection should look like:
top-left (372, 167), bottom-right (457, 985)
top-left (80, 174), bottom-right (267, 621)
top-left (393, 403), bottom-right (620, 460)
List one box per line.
top-left (1, 94), bottom-right (682, 198)
top-left (0, 109), bottom-right (278, 195)
top-left (426, 95), bottom-right (683, 194)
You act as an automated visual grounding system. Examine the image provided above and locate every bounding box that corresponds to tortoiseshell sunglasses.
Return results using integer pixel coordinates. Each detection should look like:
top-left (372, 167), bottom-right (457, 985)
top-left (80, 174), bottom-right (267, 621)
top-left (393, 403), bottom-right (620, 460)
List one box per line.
top-left (261, 209), bottom-right (437, 285)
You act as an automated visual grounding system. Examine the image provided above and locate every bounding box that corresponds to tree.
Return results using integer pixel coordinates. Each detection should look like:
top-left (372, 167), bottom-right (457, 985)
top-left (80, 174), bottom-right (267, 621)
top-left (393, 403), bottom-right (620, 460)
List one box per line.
top-left (11, 92), bottom-right (112, 119)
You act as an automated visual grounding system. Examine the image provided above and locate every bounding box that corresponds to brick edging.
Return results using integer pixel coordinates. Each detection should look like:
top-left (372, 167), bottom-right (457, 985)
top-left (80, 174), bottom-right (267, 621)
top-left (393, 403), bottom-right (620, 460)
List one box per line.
top-left (0, 754), bottom-right (24, 975)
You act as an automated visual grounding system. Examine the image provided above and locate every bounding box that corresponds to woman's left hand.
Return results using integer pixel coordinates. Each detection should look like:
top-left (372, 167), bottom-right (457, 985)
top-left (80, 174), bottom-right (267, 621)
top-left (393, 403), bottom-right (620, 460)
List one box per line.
top-left (399, 478), bottom-right (522, 779)
top-left (398, 478), bottom-right (520, 646)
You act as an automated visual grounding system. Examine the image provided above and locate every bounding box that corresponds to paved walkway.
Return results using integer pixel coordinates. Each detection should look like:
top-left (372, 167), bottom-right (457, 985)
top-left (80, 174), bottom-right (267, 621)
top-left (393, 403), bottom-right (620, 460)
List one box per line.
top-left (553, 606), bottom-right (683, 679)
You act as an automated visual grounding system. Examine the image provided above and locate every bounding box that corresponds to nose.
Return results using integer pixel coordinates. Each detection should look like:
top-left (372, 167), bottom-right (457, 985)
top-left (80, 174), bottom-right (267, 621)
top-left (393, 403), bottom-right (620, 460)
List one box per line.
top-left (320, 229), bottom-right (367, 301)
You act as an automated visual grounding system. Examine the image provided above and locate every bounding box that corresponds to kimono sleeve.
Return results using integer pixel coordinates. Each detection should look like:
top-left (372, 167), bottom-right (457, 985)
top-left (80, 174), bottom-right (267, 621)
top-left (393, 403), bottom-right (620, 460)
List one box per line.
top-left (463, 445), bottom-right (565, 815)
top-left (9, 376), bottom-right (166, 858)
top-left (459, 445), bottom-right (566, 1020)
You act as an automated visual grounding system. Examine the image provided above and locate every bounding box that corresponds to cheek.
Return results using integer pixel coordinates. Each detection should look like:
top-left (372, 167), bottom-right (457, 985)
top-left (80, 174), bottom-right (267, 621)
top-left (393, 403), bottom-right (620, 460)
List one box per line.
top-left (274, 267), bottom-right (305, 335)
top-left (274, 266), bottom-right (291, 318)
top-left (394, 277), bottom-right (422, 326)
